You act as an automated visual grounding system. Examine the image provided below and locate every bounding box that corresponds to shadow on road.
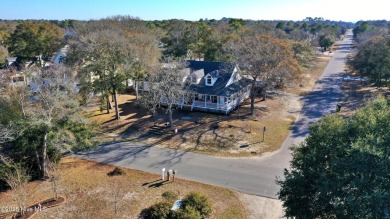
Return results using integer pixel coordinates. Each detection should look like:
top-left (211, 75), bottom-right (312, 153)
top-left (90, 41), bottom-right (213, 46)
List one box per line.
top-left (76, 135), bottom-right (193, 169)
top-left (290, 73), bottom-right (344, 138)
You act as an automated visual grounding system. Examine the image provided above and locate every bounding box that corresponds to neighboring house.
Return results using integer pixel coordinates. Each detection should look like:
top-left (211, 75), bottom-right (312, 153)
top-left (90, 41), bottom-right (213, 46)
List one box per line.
top-left (5, 57), bottom-right (17, 68)
top-left (50, 45), bottom-right (69, 65)
top-left (139, 60), bottom-right (252, 114)
top-left (9, 73), bottom-right (26, 87)
top-left (0, 69), bottom-right (26, 87)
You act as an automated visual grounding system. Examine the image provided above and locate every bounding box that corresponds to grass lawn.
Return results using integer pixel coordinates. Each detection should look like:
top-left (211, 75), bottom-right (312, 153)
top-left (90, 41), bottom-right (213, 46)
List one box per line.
top-left (0, 157), bottom-right (246, 219)
top-left (83, 54), bottom-right (331, 157)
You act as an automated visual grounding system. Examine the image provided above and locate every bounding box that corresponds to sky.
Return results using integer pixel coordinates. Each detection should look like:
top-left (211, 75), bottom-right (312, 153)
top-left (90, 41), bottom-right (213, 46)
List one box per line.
top-left (1, 0), bottom-right (389, 22)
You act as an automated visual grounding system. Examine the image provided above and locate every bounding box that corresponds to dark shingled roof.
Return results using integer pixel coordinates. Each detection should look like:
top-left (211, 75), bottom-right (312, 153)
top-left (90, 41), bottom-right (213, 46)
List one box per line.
top-left (187, 60), bottom-right (251, 97)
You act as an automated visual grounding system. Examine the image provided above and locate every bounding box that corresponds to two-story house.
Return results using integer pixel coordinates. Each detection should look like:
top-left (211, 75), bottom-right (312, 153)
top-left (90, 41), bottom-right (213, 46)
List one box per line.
top-left (139, 60), bottom-right (252, 114)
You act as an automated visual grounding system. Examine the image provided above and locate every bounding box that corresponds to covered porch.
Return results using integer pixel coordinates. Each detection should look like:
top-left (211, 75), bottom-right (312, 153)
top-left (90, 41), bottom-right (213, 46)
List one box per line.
top-left (188, 85), bottom-right (251, 114)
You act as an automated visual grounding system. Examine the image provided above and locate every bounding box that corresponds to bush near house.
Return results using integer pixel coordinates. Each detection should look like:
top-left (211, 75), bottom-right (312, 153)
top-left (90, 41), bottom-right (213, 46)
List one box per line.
top-left (142, 192), bottom-right (212, 219)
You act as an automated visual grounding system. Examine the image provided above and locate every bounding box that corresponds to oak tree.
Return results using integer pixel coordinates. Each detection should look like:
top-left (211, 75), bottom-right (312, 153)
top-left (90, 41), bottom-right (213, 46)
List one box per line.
top-left (278, 96), bottom-right (390, 218)
top-left (8, 21), bottom-right (64, 66)
top-left (350, 35), bottom-right (390, 86)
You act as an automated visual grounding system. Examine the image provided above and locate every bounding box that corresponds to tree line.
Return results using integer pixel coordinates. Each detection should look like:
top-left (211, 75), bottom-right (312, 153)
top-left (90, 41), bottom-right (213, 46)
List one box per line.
top-left (278, 20), bottom-right (390, 218)
top-left (350, 20), bottom-right (390, 86)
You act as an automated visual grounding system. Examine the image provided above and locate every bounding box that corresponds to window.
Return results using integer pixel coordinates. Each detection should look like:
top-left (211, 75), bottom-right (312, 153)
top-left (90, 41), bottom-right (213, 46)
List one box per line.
top-left (211, 96), bottom-right (217, 103)
top-left (206, 96), bottom-right (217, 103)
top-left (206, 75), bottom-right (212, 85)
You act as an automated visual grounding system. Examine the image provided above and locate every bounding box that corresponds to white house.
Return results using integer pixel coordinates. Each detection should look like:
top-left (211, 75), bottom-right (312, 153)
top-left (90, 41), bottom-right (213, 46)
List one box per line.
top-left (138, 60), bottom-right (252, 114)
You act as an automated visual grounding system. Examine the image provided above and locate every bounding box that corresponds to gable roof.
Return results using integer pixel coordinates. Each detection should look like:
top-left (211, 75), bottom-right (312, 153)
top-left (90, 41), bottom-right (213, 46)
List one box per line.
top-left (207, 70), bottom-right (219, 78)
top-left (187, 60), bottom-right (250, 97)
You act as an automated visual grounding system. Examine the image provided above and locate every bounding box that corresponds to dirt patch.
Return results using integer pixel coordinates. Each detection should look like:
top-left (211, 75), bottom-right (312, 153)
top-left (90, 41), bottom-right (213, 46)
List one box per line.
top-left (237, 193), bottom-right (284, 219)
top-left (0, 157), bottom-right (245, 219)
top-left (338, 72), bottom-right (390, 117)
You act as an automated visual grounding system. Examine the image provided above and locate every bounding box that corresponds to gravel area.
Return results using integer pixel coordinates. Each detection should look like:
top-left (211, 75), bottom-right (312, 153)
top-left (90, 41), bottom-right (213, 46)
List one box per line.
top-left (237, 192), bottom-right (284, 219)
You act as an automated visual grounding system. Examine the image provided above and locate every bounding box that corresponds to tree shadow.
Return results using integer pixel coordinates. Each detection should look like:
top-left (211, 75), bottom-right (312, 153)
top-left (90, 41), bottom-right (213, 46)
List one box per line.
top-left (290, 72), bottom-right (344, 138)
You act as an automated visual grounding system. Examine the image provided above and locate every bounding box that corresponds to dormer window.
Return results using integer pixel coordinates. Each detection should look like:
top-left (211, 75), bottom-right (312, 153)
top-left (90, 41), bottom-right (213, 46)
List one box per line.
top-left (206, 75), bottom-right (212, 85)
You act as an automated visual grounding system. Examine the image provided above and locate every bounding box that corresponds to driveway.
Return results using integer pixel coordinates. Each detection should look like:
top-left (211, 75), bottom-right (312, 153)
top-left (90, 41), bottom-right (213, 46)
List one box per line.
top-left (75, 31), bottom-right (353, 199)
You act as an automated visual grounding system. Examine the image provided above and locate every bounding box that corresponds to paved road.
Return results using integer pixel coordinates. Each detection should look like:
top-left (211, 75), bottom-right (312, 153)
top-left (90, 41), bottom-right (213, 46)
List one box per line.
top-left (75, 32), bottom-right (353, 199)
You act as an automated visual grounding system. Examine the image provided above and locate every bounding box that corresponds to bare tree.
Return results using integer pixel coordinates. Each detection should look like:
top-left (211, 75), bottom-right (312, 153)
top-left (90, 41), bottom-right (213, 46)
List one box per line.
top-left (47, 160), bottom-right (61, 200)
top-left (108, 179), bottom-right (125, 216)
top-left (230, 34), bottom-right (299, 115)
top-left (0, 155), bottom-right (30, 216)
top-left (0, 124), bottom-right (15, 144)
top-left (142, 61), bottom-right (189, 127)
top-left (21, 66), bottom-right (80, 179)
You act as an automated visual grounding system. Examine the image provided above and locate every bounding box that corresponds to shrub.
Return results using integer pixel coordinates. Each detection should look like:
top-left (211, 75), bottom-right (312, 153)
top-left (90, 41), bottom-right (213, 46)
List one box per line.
top-left (108, 167), bottom-right (124, 176)
top-left (162, 191), bottom-right (178, 203)
top-left (182, 192), bottom-right (212, 218)
top-left (142, 202), bottom-right (173, 219)
top-left (176, 205), bottom-right (201, 219)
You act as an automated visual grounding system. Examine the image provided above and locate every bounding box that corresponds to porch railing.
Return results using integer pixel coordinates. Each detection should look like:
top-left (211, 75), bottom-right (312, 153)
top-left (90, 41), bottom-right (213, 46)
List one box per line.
top-left (192, 101), bottom-right (227, 110)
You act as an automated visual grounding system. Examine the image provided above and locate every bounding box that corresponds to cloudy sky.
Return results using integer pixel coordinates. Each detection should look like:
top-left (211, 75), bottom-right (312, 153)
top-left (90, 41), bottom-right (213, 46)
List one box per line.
top-left (2, 0), bottom-right (388, 22)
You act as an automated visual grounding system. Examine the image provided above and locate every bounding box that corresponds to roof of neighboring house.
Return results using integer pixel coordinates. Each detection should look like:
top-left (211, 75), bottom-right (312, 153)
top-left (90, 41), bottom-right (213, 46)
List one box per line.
top-left (187, 60), bottom-right (251, 97)
top-left (6, 57), bottom-right (17, 63)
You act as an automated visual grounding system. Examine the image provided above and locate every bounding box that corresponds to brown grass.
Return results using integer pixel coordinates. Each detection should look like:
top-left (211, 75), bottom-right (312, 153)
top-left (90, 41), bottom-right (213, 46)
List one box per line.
top-left (0, 157), bottom-right (246, 219)
top-left (287, 55), bottom-right (331, 95)
top-left (338, 71), bottom-right (390, 117)
top-left (143, 97), bottom-right (296, 157)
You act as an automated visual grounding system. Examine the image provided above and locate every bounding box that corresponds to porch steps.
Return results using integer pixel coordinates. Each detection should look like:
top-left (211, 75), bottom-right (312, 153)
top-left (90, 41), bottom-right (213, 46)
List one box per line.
top-left (149, 125), bottom-right (166, 135)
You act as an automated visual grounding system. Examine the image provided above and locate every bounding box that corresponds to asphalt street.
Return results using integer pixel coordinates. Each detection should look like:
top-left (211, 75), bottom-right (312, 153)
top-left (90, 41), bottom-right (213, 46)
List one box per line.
top-left (75, 31), bottom-right (353, 199)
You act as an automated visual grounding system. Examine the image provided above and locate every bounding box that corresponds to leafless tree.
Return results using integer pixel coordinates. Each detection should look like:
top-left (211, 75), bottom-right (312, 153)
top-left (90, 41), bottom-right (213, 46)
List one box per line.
top-left (47, 160), bottom-right (61, 200)
top-left (22, 66), bottom-right (80, 179)
top-left (230, 34), bottom-right (299, 115)
top-left (141, 61), bottom-right (189, 127)
top-left (0, 155), bottom-right (30, 216)
top-left (0, 124), bottom-right (15, 144)
top-left (108, 178), bottom-right (125, 216)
